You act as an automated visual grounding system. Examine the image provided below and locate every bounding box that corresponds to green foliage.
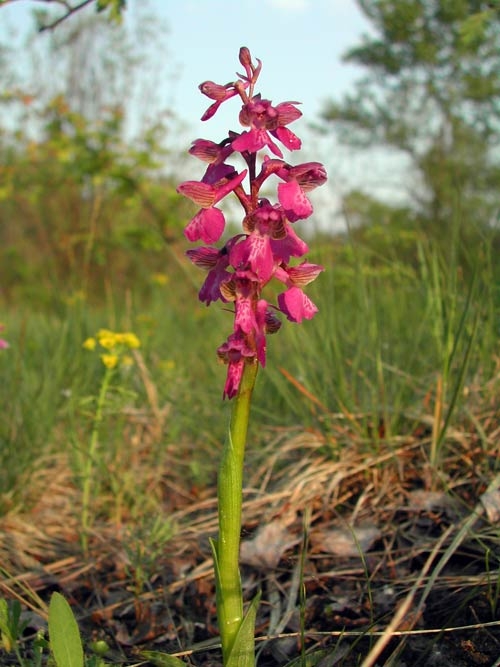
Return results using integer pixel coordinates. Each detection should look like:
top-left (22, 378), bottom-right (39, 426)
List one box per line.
top-left (0, 598), bottom-right (27, 655)
top-left (95, 0), bottom-right (126, 22)
top-left (0, 270), bottom-right (228, 509)
top-left (0, 93), bottom-right (191, 304)
top-left (259, 222), bottom-right (499, 446)
top-left (224, 593), bottom-right (260, 667)
top-left (1, 222), bottom-right (498, 510)
top-left (0, 592), bottom-right (113, 666)
top-left (48, 592), bottom-right (84, 667)
top-left (139, 652), bottom-right (187, 667)
top-left (123, 515), bottom-right (176, 597)
top-left (19, 0), bottom-right (127, 31)
top-left (0, 310), bottom-right (99, 513)
top-left (0, 6), bottom-right (189, 305)
top-left (322, 0), bottom-right (500, 237)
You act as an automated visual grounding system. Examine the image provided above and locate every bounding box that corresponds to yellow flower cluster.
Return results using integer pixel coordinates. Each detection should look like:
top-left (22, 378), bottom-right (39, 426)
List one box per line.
top-left (83, 329), bottom-right (141, 369)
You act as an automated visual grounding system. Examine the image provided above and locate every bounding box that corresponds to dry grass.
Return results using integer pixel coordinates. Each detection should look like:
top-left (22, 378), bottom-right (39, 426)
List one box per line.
top-left (1, 396), bottom-right (500, 665)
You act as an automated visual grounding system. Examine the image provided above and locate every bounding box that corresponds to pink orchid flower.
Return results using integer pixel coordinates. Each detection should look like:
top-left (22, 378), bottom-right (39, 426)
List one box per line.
top-left (178, 169), bottom-right (247, 243)
top-left (178, 47), bottom-right (327, 398)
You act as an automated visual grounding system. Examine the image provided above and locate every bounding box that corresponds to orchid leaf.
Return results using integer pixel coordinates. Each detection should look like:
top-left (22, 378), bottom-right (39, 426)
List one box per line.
top-left (225, 592), bottom-right (261, 667)
top-left (48, 592), bottom-right (84, 667)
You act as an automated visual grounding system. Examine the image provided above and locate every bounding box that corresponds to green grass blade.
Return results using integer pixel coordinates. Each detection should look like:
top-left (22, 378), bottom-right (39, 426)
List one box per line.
top-left (48, 592), bottom-right (84, 667)
top-left (139, 650), bottom-right (188, 666)
top-left (285, 648), bottom-right (340, 667)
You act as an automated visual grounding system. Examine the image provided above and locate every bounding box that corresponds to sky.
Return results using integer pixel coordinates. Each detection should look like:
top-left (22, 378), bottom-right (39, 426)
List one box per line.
top-left (149, 0), bottom-right (371, 144)
top-left (0, 0), bottom-right (371, 137)
top-left (0, 0), bottom-right (395, 230)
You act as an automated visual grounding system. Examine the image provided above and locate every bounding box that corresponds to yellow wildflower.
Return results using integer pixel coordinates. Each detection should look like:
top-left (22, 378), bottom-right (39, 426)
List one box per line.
top-left (97, 328), bottom-right (114, 338)
top-left (98, 329), bottom-right (118, 350)
top-left (152, 272), bottom-right (169, 286)
top-left (82, 337), bottom-right (96, 351)
top-left (101, 354), bottom-right (119, 369)
top-left (85, 329), bottom-right (140, 357)
top-left (122, 332), bottom-right (141, 349)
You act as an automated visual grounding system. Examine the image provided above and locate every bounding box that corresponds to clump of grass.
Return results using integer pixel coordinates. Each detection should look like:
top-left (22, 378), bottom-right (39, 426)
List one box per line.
top-left (260, 224), bottom-right (498, 452)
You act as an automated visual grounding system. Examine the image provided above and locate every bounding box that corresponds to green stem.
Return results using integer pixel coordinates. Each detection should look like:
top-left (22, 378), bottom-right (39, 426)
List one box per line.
top-left (81, 366), bottom-right (114, 554)
top-left (216, 360), bottom-right (258, 663)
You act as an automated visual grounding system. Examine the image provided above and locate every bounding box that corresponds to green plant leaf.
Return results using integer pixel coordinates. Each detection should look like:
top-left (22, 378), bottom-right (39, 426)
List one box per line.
top-left (139, 650), bottom-right (187, 666)
top-left (225, 592), bottom-right (261, 667)
top-left (209, 536), bottom-right (222, 610)
top-left (0, 598), bottom-right (27, 653)
top-left (0, 598), bottom-right (13, 651)
top-left (48, 592), bottom-right (84, 667)
top-left (285, 648), bottom-right (339, 667)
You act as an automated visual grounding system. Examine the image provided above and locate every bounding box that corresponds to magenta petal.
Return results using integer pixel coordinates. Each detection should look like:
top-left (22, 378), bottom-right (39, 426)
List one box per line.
top-left (189, 139), bottom-right (221, 162)
top-left (271, 226), bottom-right (309, 263)
top-left (278, 286), bottom-right (318, 323)
top-left (273, 126), bottom-right (301, 151)
top-left (275, 101), bottom-right (302, 125)
top-left (235, 298), bottom-right (257, 334)
top-left (266, 136), bottom-right (284, 158)
top-left (287, 262), bottom-right (324, 286)
top-left (203, 162), bottom-right (237, 185)
top-left (287, 162), bottom-right (327, 191)
top-left (186, 246), bottom-right (220, 269)
top-left (199, 81), bottom-right (228, 101)
top-left (199, 269), bottom-right (230, 305)
top-left (232, 129), bottom-right (266, 153)
top-left (230, 234), bottom-right (274, 283)
top-left (201, 100), bottom-right (223, 121)
top-left (177, 180), bottom-right (215, 206)
top-left (184, 207), bottom-right (225, 244)
top-left (213, 169), bottom-right (248, 202)
top-left (278, 181), bottom-right (313, 221)
top-left (223, 360), bottom-right (245, 399)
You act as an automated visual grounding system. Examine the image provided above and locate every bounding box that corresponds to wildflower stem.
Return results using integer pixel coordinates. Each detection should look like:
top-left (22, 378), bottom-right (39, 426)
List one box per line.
top-left (215, 360), bottom-right (258, 663)
top-left (81, 366), bottom-right (114, 554)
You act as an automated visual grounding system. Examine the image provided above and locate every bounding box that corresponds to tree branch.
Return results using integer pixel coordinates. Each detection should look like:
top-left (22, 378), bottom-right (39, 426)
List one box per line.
top-left (37, 0), bottom-right (95, 32)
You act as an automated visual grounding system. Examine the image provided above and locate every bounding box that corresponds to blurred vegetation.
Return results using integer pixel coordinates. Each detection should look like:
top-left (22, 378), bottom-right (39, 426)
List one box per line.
top-left (0, 6), bottom-right (194, 308)
top-left (0, 92), bottom-right (193, 307)
top-left (322, 0), bottom-right (500, 241)
top-left (0, 0), bottom-right (127, 30)
top-left (0, 1), bottom-right (499, 515)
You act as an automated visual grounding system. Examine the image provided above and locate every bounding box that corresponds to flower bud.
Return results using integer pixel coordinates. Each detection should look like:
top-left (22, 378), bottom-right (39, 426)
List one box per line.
top-left (239, 47), bottom-right (252, 68)
top-left (199, 81), bottom-right (229, 101)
